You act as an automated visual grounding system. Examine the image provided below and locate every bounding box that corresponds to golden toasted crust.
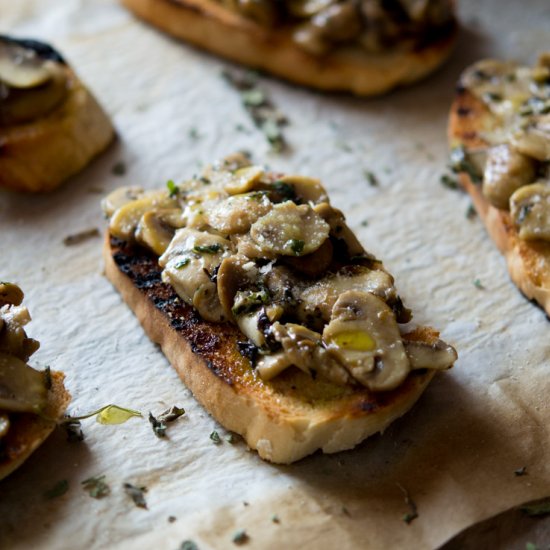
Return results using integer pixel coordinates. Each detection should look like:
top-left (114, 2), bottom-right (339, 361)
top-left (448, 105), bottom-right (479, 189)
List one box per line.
top-left (121, 0), bottom-right (457, 96)
top-left (448, 90), bottom-right (550, 316)
top-left (104, 233), bottom-right (441, 463)
top-left (0, 66), bottom-right (114, 193)
top-left (0, 371), bottom-right (70, 481)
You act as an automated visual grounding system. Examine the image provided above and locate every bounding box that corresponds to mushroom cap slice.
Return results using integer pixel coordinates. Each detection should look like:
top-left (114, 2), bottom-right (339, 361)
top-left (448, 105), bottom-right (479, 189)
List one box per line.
top-left (510, 181), bottom-right (550, 241)
top-left (135, 208), bottom-right (185, 256)
top-left (0, 283), bottom-right (24, 307)
top-left (323, 290), bottom-right (410, 391)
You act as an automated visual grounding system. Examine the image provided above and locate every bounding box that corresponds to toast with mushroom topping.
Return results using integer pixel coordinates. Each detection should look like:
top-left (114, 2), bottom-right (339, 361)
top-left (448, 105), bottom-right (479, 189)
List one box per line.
top-left (103, 153), bottom-right (457, 463)
top-left (0, 35), bottom-right (114, 193)
top-left (448, 54), bottom-right (550, 316)
top-left (0, 283), bottom-right (70, 481)
top-left (120, 0), bottom-right (457, 96)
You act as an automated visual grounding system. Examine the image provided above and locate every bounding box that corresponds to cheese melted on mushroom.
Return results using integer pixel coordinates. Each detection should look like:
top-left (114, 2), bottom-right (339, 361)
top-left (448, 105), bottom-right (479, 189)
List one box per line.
top-left (457, 54), bottom-right (550, 242)
top-left (105, 154), bottom-right (456, 391)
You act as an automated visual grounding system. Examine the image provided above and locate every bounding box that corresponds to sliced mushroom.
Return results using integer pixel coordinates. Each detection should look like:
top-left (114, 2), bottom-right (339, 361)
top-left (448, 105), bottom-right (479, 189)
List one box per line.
top-left (292, 24), bottom-right (331, 56)
top-left (207, 192), bottom-right (273, 235)
top-left (0, 282), bottom-right (24, 307)
top-left (250, 201), bottom-right (330, 256)
top-left (309, 2), bottom-right (362, 42)
top-left (101, 186), bottom-right (144, 218)
top-left (510, 182), bottom-right (550, 241)
top-left (135, 208), bottom-right (185, 256)
top-left (217, 255), bottom-right (260, 321)
top-left (236, 0), bottom-right (280, 26)
top-left (237, 310), bottom-right (267, 347)
top-left (159, 228), bottom-right (231, 322)
top-left (0, 352), bottom-right (48, 413)
top-left (404, 339), bottom-right (457, 370)
top-left (109, 191), bottom-right (178, 241)
top-left (322, 290), bottom-right (410, 391)
top-left (482, 144), bottom-right (536, 210)
top-left (0, 39), bottom-right (52, 88)
top-left (283, 238), bottom-right (333, 277)
top-left (275, 175), bottom-right (328, 204)
top-left (287, 0), bottom-right (336, 18)
top-left (0, 304), bottom-right (40, 362)
top-left (313, 202), bottom-right (365, 257)
top-left (224, 165), bottom-right (265, 195)
top-left (511, 114), bottom-right (550, 162)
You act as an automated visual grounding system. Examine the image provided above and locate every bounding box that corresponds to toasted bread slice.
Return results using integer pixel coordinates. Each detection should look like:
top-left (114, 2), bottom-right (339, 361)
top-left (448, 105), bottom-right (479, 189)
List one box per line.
top-left (448, 89), bottom-right (550, 316)
top-left (0, 36), bottom-right (114, 193)
top-left (121, 0), bottom-right (457, 96)
top-left (104, 234), bottom-right (446, 463)
top-left (0, 371), bottom-right (70, 481)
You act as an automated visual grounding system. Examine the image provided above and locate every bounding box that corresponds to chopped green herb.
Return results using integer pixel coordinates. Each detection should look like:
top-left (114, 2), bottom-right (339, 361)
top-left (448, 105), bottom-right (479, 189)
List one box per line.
top-left (397, 483), bottom-right (418, 525)
top-left (232, 529), bottom-right (249, 545)
top-left (210, 430), bottom-right (222, 444)
top-left (473, 279), bottom-right (484, 290)
top-left (222, 69), bottom-right (288, 152)
top-left (231, 289), bottom-right (270, 316)
top-left (149, 406), bottom-right (185, 438)
top-left (289, 239), bottom-right (305, 255)
top-left (82, 475), bottom-right (110, 499)
top-left (44, 479), bottom-right (69, 500)
top-left (360, 220), bottom-right (369, 227)
top-left (194, 244), bottom-right (223, 254)
top-left (525, 543), bottom-right (538, 550)
top-left (167, 179), bottom-right (178, 197)
top-left (364, 170), bottom-right (379, 187)
top-left (175, 258), bottom-right (191, 269)
top-left (449, 146), bottom-right (482, 184)
top-left (112, 161), bottom-right (127, 176)
top-left (168, 516), bottom-right (177, 523)
top-left (200, 176), bottom-right (211, 185)
top-left (63, 404), bottom-right (142, 425)
top-left (180, 541), bottom-right (199, 550)
top-left (43, 366), bottom-right (52, 390)
top-left (440, 174), bottom-right (459, 190)
top-left (272, 181), bottom-right (296, 202)
top-left (188, 127), bottom-right (200, 140)
top-left (514, 466), bottom-right (527, 477)
top-left (149, 412), bottom-right (167, 438)
top-left (521, 498), bottom-right (550, 517)
top-left (226, 432), bottom-right (239, 444)
top-left (466, 204), bottom-right (477, 220)
top-left (123, 483), bottom-right (148, 509)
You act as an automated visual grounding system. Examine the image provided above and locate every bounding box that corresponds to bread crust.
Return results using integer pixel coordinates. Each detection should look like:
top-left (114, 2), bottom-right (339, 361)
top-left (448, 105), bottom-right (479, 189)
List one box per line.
top-left (0, 371), bottom-right (71, 480)
top-left (121, 0), bottom-right (457, 96)
top-left (104, 233), bottom-right (441, 463)
top-left (448, 90), bottom-right (550, 317)
top-left (0, 67), bottom-right (114, 193)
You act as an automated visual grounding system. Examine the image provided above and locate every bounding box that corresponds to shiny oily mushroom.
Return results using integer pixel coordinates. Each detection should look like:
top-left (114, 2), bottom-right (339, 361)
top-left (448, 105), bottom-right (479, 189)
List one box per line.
top-left (249, 201), bottom-right (330, 256)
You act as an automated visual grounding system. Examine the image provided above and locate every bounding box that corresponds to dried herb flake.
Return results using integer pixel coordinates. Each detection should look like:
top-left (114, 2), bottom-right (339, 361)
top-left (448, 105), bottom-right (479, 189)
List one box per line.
top-left (82, 475), bottom-right (111, 499)
top-left (124, 482), bottom-right (148, 509)
top-left (210, 430), bottom-right (222, 444)
top-left (63, 228), bottom-right (100, 246)
top-left (44, 479), bottom-right (69, 500)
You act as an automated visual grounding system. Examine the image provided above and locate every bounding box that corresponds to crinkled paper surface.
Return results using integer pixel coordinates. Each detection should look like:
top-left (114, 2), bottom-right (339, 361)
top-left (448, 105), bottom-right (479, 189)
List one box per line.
top-left (1, 1), bottom-right (549, 548)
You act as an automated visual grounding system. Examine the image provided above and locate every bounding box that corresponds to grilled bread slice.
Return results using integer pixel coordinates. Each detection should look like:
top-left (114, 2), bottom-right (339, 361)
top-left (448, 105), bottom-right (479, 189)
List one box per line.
top-left (448, 59), bottom-right (550, 316)
top-left (102, 158), bottom-right (457, 463)
top-left (0, 36), bottom-right (114, 193)
top-left (121, 0), bottom-right (457, 96)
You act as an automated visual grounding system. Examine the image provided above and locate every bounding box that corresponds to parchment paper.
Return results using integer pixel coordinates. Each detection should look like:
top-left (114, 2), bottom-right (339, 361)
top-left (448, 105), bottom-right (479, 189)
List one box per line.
top-left (1, 1), bottom-right (549, 548)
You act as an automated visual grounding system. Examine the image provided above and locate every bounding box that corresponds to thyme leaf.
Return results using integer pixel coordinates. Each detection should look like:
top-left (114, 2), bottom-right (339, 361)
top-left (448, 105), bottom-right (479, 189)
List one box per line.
top-left (44, 479), bottom-right (69, 500)
top-left (194, 244), bottom-right (222, 254)
top-left (82, 475), bottom-right (110, 499)
top-left (124, 483), bottom-right (148, 509)
top-left (210, 430), bottom-right (222, 444)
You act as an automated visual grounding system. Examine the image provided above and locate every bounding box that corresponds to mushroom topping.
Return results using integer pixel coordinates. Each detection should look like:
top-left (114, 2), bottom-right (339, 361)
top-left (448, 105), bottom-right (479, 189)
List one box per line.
top-left (283, 238), bottom-right (333, 277)
top-left (510, 182), bottom-right (550, 242)
top-left (0, 352), bottom-right (48, 413)
top-left (224, 165), bottom-right (265, 195)
top-left (207, 192), bottom-right (273, 235)
top-left (109, 191), bottom-right (178, 241)
top-left (135, 208), bottom-right (185, 256)
top-left (0, 282), bottom-right (24, 307)
top-left (404, 339), bottom-right (457, 370)
top-left (323, 290), bottom-right (410, 391)
top-left (0, 413), bottom-right (9, 438)
top-left (101, 186), bottom-right (145, 218)
top-left (250, 201), bottom-right (330, 256)
top-left (0, 303), bottom-right (40, 363)
top-left (511, 114), bottom-right (550, 162)
top-left (482, 145), bottom-right (536, 210)
top-left (0, 37), bottom-right (69, 126)
top-left (276, 175), bottom-right (328, 204)
top-left (287, 0), bottom-right (336, 18)
top-left (308, 2), bottom-right (362, 43)
top-left (159, 228), bottom-right (231, 322)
